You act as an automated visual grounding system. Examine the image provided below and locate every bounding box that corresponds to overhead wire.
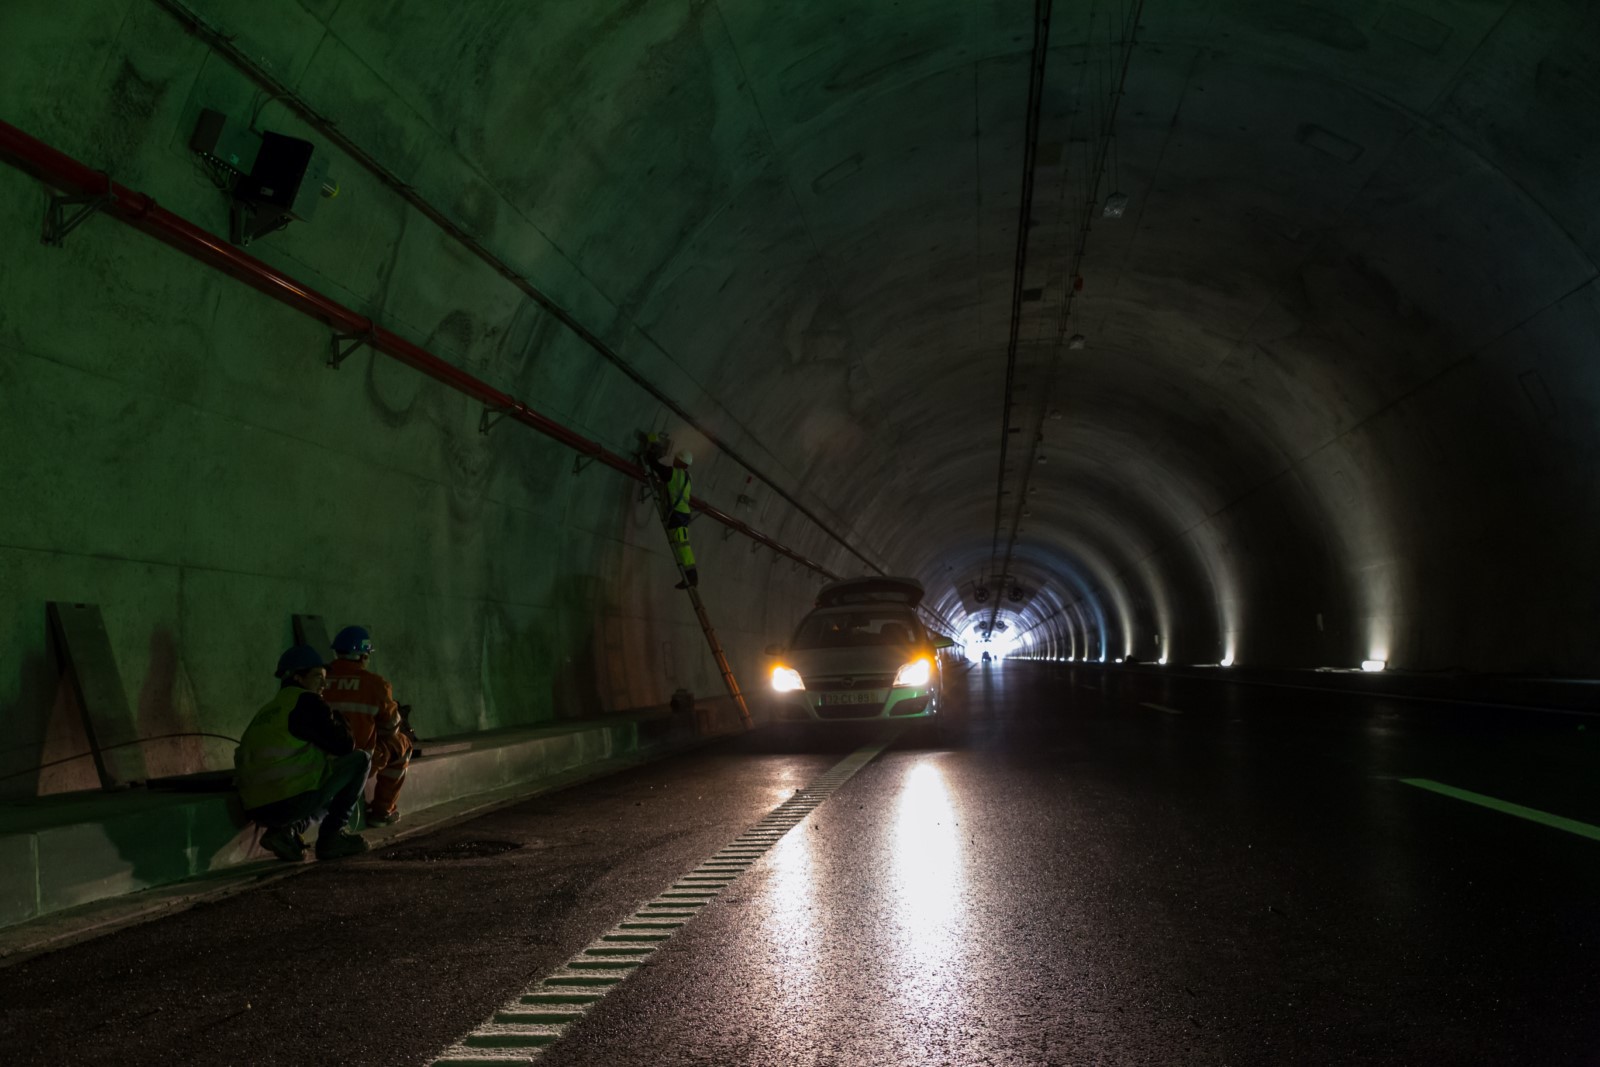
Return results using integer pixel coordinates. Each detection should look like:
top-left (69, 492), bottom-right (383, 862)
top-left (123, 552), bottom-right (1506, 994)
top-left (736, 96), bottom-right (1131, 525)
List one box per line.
top-left (985, 0), bottom-right (1147, 639)
top-left (985, 0), bottom-right (1057, 625)
top-left (981, 0), bottom-right (1094, 631)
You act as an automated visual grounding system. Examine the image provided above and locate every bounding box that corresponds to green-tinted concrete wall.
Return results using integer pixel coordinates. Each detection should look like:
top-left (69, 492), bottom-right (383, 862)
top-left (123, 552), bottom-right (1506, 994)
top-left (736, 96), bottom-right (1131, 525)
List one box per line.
top-left (6, 0), bottom-right (1600, 799)
top-left (0, 1), bottom-right (840, 796)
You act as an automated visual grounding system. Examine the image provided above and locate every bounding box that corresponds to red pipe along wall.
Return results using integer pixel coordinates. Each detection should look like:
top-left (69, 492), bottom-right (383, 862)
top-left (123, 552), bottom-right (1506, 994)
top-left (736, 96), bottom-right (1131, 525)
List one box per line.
top-left (0, 118), bottom-right (839, 581)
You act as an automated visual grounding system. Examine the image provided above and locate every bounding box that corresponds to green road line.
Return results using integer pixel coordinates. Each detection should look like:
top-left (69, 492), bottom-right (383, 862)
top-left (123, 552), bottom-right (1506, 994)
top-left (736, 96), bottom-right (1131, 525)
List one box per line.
top-left (1401, 779), bottom-right (1600, 842)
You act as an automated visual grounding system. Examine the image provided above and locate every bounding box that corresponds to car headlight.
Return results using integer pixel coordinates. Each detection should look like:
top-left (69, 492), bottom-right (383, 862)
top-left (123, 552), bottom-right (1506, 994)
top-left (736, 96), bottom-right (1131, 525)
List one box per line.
top-left (771, 666), bottom-right (805, 693)
top-left (893, 658), bottom-right (932, 688)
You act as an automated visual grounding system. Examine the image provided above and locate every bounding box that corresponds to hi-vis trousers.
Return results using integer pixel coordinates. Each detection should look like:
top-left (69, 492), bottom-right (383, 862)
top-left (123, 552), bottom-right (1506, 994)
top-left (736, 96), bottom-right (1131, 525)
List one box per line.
top-left (669, 524), bottom-right (695, 570)
top-left (369, 732), bottom-right (412, 817)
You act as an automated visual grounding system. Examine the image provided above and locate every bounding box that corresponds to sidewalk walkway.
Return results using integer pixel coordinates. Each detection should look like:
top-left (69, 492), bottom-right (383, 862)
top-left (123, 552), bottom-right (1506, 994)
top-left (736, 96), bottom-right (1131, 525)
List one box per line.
top-left (0, 700), bottom-right (743, 962)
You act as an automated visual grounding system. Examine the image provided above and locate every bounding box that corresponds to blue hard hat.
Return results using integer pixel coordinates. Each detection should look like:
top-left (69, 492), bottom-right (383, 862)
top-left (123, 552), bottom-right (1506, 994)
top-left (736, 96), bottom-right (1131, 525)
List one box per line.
top-left (331, 625), bottom-right (375, 654)
top-left (275, 644), bottom-right (326, 679)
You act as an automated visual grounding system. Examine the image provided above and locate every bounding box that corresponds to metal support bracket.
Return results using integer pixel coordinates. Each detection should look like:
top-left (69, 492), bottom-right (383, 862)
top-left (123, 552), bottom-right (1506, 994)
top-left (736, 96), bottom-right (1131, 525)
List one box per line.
top-left (327, 329), bottom-right (374, 369)
top-left (571, 453), bottom-right (596, 476)
top-left (479, 407), bottom-right (510, 435)
top-left (42, 184), bottom-right (117, 247)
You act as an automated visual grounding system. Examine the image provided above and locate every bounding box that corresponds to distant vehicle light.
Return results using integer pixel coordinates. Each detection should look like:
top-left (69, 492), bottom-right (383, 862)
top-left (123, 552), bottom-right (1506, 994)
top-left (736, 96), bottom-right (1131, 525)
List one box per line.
top-left (893, 658), bottom-right (932, 688)
top-left (1361, 659), bottom-right (1387, 672)
top-left (771, 666), bottom-right (805, 692)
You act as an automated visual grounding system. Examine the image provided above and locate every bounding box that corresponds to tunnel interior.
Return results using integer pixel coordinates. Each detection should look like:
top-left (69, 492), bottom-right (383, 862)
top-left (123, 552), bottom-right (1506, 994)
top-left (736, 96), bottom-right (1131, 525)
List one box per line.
top-left (2, 0), bottom-right (1599, 791)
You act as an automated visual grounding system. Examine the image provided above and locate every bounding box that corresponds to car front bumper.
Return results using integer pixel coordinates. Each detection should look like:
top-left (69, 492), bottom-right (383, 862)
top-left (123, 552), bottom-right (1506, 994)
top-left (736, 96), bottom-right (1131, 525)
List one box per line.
top-left (770, 684), bottom-right (937, 722)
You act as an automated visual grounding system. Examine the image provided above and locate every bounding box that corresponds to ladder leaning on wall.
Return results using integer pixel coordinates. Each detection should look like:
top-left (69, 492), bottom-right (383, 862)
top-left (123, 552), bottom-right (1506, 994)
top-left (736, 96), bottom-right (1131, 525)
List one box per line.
top-left (638, 454), bottom-right (753, 730)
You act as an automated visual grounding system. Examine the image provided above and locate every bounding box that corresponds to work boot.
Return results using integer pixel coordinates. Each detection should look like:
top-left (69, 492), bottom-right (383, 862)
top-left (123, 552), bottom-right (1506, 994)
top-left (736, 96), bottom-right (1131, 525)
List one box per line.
top-left (367, 809), bottom-right (401, 827)
top-left (315, 830), bottom-right (369, 860)
top-left (259, 826), bottom-right (306, 862)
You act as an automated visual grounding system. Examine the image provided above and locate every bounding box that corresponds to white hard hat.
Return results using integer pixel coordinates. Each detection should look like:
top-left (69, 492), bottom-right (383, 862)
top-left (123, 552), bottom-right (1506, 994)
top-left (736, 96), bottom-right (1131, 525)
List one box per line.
top-left (674, 449), bottom-right (693, 466)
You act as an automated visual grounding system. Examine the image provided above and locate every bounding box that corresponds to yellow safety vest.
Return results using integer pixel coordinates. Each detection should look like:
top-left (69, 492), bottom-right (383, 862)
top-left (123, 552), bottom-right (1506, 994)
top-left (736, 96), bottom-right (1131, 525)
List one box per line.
top-left (666, 468), bottom-right (691, 516)
top-left (235, 687), bottom-right (328, 810)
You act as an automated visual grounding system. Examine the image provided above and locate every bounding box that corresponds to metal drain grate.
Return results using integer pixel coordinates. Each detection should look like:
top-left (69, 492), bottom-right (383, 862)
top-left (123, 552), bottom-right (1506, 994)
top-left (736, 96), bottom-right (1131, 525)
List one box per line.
top-left (384, 839), bottom-right (523, 862)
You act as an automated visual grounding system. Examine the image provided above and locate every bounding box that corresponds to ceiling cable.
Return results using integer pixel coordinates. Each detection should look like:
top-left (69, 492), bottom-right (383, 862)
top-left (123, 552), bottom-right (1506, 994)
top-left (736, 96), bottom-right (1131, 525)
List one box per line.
top-left (986, 0), bottom-right (1057, 602)
top-left (986, 0), bottom-right (1146, 638)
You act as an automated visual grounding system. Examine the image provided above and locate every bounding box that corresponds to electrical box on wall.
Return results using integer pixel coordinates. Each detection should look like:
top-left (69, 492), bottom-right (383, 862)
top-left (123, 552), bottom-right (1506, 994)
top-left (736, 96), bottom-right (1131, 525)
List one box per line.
top-left (230, 131), bottom-right (331, 246)
top-left (189, 108), bottom-right (260, 174)
top-left (190, 107), bottom-right (336, 246)
top-left (236, 132), bottom-right (326, 219)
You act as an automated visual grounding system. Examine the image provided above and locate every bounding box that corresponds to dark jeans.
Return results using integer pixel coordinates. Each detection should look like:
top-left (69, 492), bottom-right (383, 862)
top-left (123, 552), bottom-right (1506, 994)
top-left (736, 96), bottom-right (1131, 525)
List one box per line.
top-left (245, 751), bottom-right (371, 835)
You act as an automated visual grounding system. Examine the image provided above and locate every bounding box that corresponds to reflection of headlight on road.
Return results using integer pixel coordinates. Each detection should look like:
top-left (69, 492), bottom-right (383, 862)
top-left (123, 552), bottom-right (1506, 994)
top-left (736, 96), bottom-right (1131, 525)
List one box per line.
top-left (771, 666), bottom-right (806, 692)
top-left (893, 658), bottom-right (932, 688)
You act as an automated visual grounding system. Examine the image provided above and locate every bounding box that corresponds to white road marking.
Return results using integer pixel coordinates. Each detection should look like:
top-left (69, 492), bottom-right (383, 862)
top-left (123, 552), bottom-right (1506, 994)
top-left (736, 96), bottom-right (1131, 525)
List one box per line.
top-left (429, 736), bottom-right (897, 1064)
top-left (1139, 702), bottom-right (1183, 714)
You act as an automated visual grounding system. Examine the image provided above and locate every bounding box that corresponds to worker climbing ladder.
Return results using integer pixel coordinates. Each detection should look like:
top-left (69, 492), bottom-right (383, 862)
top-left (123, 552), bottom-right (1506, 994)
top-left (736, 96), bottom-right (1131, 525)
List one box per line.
top-left (639, 450), bottom-right (753, 729)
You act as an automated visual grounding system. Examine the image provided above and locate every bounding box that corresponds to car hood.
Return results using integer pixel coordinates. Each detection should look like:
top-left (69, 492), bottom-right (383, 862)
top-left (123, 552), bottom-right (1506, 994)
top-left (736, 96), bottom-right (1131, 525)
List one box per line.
top-left (787, 645), bottom-right (919, 680)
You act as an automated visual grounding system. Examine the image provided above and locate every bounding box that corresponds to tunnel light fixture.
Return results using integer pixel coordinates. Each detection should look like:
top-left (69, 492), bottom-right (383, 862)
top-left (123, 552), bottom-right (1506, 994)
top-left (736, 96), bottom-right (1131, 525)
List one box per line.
top-left (1219, 655), bottom-right (1234, 667)
top-left (1103, 192), bottom-right (1129, 219)
top-left (1361, 659), bottom-right (1387, 672)
top-left (1067, 334), bottom-right (1087, 350)
top-left (1158, 656), bottom-right (1168, 666)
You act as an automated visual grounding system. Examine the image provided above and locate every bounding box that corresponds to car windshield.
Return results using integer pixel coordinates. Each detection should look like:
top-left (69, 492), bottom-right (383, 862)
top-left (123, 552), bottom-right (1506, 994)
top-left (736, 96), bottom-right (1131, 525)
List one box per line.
top-left (791, 612), bottom-right (920, 650)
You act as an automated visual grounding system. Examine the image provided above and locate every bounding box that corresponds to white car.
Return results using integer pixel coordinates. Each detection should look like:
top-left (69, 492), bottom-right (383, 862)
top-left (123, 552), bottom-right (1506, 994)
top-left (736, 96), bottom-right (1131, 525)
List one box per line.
top-left (764, 577), bottom-right (955, 725)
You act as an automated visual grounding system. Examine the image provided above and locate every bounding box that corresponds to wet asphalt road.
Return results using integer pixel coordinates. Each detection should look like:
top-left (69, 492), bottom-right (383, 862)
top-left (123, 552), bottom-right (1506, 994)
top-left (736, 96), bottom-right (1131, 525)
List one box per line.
top-left (1, 662), bottom-right (1597, 1066)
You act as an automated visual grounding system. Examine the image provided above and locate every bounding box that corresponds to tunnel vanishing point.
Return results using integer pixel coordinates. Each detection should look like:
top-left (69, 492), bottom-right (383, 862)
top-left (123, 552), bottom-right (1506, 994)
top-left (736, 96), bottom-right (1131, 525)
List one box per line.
top-left (3, 0), bottom-right (1599, 788)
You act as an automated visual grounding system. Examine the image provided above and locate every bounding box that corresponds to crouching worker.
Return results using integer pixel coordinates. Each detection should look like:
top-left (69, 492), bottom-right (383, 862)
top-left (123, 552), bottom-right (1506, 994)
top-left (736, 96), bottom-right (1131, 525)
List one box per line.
top-left (324, 626), bottom-right (412, 827)
top-left (235, 645), bottom-right (371, 862)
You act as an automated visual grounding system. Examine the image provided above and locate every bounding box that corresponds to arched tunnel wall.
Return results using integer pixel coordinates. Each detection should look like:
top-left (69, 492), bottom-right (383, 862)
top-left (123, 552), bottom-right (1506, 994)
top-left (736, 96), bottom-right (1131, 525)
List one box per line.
top-left (0, 3), bottom-right (855, 795)
top-left (3, 2), bottom-right (1600, 795)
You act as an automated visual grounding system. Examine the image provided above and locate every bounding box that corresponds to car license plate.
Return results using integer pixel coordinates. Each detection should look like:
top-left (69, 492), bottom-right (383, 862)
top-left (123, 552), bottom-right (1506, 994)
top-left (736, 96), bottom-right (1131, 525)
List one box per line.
top-left (821, 690), bottom-right (879, 705)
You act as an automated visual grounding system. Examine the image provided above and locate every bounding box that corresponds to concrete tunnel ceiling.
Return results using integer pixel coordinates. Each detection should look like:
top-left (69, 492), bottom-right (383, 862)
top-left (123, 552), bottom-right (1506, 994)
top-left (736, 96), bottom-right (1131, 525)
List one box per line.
top-left (331, 0), bottom-right (1600, 673)
top-left (9, 0), bottom-right (1593, 684)
top-left (410, 0), bottom-right (1589, 673)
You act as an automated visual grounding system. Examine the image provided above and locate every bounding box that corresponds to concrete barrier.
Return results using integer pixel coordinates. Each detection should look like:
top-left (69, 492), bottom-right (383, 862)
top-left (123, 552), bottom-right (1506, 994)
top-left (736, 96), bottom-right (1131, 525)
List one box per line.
top-left (0, 700), bottom-right (743, 937)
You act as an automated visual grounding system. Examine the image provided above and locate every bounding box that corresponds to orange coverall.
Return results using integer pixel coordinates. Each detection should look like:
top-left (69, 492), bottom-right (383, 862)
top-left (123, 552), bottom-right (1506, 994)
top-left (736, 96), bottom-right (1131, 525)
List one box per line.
top-left (323, 658), bottom-right (412, 818)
